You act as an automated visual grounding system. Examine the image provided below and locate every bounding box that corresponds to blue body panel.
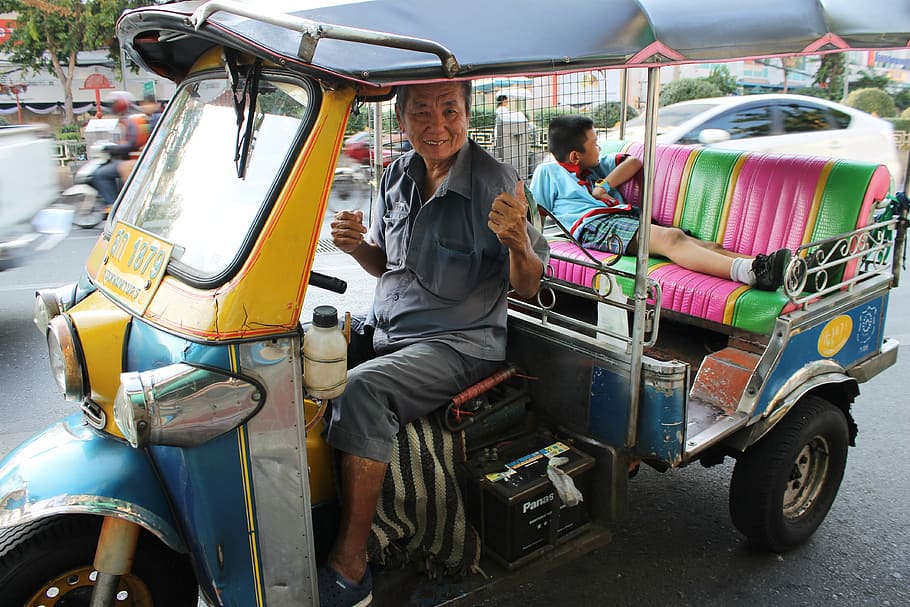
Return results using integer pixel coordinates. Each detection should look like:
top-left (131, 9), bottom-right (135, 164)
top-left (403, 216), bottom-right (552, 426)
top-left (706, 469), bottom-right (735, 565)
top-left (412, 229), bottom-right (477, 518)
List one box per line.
top-left (150, 433), bottom-right (259, 606)
top-left (126, 318), bottom-right (260, 605)
top-left (126, 318), bottom-right (233, 371)
top-left (756, 294), bottom-right (889, 417)
top-left (588, 365), bottom-right (686, 463)
top-left (0, 414), bottom-right (183, 550)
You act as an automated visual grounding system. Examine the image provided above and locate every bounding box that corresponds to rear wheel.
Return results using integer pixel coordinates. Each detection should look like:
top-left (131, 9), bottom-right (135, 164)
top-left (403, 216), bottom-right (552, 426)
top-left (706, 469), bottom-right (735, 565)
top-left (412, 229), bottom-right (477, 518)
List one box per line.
top-left (729, 396), bottom-right (849, 552)
top-left (0, 515), bottom-right (198, 606)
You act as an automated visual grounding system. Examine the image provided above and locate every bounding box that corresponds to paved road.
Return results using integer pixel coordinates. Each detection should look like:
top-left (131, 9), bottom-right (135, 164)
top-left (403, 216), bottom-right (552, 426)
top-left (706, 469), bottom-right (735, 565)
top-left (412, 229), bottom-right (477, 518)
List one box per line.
top-left (1, 221), bottom-right (909, 607)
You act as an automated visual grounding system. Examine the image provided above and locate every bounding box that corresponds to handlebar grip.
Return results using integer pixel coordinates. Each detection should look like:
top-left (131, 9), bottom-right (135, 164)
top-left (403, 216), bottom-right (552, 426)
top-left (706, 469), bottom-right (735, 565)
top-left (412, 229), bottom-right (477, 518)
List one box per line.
top-left (308, 271), bottom-right (347, 294)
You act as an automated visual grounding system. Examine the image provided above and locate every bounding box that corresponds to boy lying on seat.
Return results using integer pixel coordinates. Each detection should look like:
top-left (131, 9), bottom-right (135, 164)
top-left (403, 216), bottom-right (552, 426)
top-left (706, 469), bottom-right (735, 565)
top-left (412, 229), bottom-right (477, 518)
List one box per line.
top-left (529, 115), bottom-right (792, 291)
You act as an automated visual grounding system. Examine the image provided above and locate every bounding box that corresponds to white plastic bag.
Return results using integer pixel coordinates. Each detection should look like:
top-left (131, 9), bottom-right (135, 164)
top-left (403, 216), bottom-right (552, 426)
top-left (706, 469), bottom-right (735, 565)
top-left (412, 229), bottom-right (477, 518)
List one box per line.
top-left (546, 456), bottom-right (583, 507)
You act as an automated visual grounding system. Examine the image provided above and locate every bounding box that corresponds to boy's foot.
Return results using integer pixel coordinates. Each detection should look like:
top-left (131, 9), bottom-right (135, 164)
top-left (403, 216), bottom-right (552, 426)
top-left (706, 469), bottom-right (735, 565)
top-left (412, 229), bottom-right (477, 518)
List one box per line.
top-left (752, 248), bottom-right (792, 291)
top-left (317, 565), bottom-right (373, 607)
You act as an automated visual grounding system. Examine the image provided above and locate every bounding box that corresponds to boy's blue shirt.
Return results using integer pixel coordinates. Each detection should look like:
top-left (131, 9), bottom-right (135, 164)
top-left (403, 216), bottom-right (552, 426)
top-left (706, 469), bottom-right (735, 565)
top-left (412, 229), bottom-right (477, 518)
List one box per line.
top-left (530, 152), bottom-right (632, 237)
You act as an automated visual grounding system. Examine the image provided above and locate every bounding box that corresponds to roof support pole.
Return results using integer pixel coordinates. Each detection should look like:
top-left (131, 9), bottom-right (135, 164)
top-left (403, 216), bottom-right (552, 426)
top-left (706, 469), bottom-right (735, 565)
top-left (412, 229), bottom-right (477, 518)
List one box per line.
top-left (626, 65), bottom-right (660, 448)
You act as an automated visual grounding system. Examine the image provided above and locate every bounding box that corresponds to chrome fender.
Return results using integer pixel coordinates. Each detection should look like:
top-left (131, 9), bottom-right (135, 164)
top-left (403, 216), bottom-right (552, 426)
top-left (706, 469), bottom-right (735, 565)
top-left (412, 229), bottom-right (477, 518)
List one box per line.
top-left (727, 364), bottom-right (859, 452)
top-left (0, 413), bottom-right (185, 552)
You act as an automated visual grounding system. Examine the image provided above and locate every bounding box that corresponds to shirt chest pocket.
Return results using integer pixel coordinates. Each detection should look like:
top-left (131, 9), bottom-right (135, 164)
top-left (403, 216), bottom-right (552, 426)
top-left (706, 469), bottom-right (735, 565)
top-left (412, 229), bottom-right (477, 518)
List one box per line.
top-left (411, 239), bottom-right (479, 302)
top-left (382, 208), bottom-right (410, 267)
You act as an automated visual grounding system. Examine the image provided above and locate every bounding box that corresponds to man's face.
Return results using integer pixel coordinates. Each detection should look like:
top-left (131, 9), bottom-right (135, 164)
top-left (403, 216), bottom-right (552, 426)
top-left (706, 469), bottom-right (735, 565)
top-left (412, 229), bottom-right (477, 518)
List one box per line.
top-left (396, 82), bottom-right (469, 165)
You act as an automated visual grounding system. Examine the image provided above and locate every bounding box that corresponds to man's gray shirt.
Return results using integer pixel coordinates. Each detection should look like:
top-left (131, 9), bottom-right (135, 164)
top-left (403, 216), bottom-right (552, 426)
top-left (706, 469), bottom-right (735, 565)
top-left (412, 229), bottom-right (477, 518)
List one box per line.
top-left (366, 139), bottom-right (549, 361)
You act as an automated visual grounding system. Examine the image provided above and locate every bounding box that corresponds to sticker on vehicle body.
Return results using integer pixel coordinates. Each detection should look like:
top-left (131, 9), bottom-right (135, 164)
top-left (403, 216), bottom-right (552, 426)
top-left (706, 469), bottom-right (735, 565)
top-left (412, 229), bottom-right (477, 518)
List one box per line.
top-left (818, 315), bottom-right (853, 358)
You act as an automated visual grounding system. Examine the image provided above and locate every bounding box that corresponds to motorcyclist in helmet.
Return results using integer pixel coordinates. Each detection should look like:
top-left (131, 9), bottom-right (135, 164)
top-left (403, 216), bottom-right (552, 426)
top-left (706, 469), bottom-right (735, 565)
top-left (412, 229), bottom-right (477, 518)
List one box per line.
top-left (88, 92), bottom-right (150, 211)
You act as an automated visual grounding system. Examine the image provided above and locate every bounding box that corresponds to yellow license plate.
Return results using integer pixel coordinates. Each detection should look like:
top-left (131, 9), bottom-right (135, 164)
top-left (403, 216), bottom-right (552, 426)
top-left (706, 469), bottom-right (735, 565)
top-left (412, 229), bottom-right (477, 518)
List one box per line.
top-left (98, 222), bottom-right (174, 315)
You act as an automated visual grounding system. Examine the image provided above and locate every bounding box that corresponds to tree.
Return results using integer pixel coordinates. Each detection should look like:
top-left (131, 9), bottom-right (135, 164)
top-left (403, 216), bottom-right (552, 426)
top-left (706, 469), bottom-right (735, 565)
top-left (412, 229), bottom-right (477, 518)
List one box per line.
top-left (778, 57), bottom-right (801, 93)
top-left (0, 0), bottom-right (147, 125)
top-left (845, 87), bottom-right (897, 117)
top-left (812, 53), bottom-right (846, 101)
top-left (850, 69), bottom-right (890, 91)
top-left (706, 66), bottom-right (737, 96)
top-left (894, 88), bottom-right (910, 112)
top-left (593, 101), bottom-right (639, 128)
top-left (659, 78), bottom-right (722, 106)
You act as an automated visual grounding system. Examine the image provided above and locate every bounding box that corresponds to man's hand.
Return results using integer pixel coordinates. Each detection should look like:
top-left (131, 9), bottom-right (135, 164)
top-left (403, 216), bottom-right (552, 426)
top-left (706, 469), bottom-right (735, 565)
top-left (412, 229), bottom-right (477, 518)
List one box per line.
top-left (331, 210), bottom-right (367, 254)
top-left (489, 181), bottom-right (532, 250)
top-left (490, 182), bottom-right (543, 299)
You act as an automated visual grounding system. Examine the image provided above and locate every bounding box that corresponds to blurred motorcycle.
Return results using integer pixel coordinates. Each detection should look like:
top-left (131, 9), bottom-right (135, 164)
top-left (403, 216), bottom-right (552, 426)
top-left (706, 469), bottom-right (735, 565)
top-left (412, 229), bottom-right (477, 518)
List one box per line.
top-left (62, 144), bottom-right (115, 229)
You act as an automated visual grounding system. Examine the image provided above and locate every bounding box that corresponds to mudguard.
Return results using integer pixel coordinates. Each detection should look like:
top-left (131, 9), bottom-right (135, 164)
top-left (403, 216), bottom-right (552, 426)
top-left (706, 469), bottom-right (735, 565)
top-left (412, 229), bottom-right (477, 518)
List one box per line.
top-left (0, 413), bottom-right (185, 552)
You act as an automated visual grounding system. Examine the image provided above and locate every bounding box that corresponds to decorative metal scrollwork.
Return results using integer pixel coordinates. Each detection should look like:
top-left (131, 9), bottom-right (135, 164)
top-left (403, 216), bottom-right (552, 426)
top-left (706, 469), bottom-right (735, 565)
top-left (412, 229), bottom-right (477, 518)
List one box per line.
top-left (785, 217), bottom-right (897, 304)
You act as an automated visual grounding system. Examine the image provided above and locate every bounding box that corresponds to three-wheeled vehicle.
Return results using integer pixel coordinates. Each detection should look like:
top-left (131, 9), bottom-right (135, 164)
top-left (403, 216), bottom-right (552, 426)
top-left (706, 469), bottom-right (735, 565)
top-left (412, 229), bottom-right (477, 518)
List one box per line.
top-left (2, 0), bottom-right (909, 605)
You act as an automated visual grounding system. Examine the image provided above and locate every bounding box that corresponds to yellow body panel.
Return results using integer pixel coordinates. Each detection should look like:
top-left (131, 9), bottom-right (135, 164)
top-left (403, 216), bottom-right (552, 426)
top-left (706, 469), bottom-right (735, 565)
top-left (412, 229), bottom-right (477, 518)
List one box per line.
top-left (304, 400), bottom-right (336, 505)
top-left (137, 87), bottom-right (354, 341)
top-left (67, 291), bottom-right (132, 438)
top-left (84, 232), bottom-right (109, 279)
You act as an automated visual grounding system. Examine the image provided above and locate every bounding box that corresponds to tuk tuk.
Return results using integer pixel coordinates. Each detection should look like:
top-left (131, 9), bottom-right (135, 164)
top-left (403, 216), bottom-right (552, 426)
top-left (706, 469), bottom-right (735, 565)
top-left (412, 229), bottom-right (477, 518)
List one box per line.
top-left (1, 0), bottom-right (908, 605)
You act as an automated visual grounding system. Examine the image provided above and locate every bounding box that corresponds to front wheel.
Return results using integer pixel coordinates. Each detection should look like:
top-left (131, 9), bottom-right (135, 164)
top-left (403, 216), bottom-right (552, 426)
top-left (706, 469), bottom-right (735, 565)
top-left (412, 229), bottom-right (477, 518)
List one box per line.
top-left (61, 187), bottom-right (104, 229)
top-left (0, 515), bottom-right (198, 606)
top-left (729, 396), bottom-right (849, 552)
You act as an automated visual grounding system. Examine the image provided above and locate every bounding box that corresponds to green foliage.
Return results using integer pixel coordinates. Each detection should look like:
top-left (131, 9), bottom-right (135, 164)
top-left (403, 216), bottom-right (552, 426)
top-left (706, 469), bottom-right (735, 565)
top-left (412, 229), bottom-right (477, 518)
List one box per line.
top-left (593, 102), bottom-right (639, 128)
top-left (381, 108), bottom-right (399, 132)
top-left (893, 88), bottom-right (910, 112)
top-left (706, 66), bottom-right (738, 96)
top-left (850, 69), bottom-right (890, 91)
top-left (527, 103), bottom-right (639, 133)
top-left (0, 1), bottom-right (146, 69)
top-left (470, 108), bottom-right (495, 130)
top-left (345, 106), bottom-right (368, 134)
top-left (0, 0), bottom-right (151, 124)
top-left (531, 107), bottom-right (580, 133)
top-left (812, 54), bottom-right (846, 100)
top-left (790, 87), bottom-right (830, 99)
top-left (659, 78), bottom-right (722, 106)
top-left (56, 123), bottom-right (81, 140)
top-left (845, 87), bottom-right (898, 117)
top-left (889, 117), bottom-right (910, 131)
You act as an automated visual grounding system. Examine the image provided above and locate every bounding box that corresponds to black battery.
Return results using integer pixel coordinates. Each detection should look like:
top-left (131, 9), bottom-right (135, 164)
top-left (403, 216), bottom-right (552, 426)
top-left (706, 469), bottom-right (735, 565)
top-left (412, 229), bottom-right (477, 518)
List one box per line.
top-left (461, 435), bottom-right (594, 568)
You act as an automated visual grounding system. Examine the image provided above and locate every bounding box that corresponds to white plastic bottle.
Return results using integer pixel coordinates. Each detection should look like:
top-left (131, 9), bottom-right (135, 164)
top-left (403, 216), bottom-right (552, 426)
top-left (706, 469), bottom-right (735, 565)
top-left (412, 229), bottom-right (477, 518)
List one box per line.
top-left (303, 305), bottom-right (348, 399)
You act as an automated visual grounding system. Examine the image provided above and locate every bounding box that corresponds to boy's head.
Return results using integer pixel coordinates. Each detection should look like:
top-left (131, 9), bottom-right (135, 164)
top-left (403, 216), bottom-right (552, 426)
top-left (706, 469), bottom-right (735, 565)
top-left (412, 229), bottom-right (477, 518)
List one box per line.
top-left (548, 114), bottom-right (598, 167)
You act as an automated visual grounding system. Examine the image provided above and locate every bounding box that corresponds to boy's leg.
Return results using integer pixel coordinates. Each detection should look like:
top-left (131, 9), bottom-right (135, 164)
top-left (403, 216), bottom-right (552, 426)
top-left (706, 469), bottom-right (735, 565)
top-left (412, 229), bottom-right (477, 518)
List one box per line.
top-left (689, 237), bottom-right (751, 259)
top-left (647, 224), bottom-right (740, 279)
top-left (644, 224), bottom-right (790, 290)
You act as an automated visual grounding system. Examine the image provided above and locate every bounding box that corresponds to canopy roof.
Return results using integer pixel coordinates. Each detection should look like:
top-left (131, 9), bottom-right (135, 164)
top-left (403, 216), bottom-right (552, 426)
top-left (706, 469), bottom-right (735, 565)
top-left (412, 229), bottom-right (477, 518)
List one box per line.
top-left (119, 0), bottom-right (910, 86)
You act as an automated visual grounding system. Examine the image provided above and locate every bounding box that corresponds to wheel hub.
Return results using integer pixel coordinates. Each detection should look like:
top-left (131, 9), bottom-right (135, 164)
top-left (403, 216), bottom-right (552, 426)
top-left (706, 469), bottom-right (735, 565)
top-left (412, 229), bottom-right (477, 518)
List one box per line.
top-left (26, 566), bottom-right (154, 606)
top-left (782, 434), bottom-right (830, 520)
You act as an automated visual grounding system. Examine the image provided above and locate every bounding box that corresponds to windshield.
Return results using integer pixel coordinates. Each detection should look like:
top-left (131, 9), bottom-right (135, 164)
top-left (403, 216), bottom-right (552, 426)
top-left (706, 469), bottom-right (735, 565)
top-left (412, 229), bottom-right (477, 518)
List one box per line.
top-left (114, 74), bottom-right (313, 279)
top-left (627, 102), bottom-right (721, 129)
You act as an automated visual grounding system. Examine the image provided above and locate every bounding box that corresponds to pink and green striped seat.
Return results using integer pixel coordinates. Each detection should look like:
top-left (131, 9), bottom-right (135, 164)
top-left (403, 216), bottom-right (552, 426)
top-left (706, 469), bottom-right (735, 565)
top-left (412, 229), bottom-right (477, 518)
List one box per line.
top-left (546, 143), bottom-right (891, 334)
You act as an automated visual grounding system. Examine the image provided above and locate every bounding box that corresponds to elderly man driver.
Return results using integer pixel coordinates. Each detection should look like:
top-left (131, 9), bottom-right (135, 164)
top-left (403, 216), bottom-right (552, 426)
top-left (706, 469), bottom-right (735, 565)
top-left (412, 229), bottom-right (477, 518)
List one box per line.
top-left (322, 80), bottom-right (548, 607)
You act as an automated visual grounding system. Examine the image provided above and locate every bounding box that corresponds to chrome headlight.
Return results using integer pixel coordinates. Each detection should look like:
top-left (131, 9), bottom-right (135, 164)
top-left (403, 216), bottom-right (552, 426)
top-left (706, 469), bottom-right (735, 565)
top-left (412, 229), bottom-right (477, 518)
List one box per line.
top-left (33, 283), bottom-right (77, 334)
top-left (113, 374), bottom-right (148, 448)
top-left (47, 314), bottom-right (86, 402)
top-left (113, 363), bottom-right (263, 448)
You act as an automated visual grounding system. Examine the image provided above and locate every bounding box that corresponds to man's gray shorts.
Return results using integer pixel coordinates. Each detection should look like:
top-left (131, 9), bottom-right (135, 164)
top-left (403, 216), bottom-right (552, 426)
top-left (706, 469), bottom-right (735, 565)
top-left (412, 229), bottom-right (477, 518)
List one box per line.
top-left (324, 340), bottom-right (500, 463)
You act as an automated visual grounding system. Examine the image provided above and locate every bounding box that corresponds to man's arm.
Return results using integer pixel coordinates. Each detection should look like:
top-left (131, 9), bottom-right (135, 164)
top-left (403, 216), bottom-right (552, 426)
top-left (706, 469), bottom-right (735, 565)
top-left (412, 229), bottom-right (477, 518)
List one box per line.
top-left (489, 183), bottom-right (545, 298)
top-left (104, 119), bottom-right (141, 158)
top-left (330, 210), bottom-right (387, 277)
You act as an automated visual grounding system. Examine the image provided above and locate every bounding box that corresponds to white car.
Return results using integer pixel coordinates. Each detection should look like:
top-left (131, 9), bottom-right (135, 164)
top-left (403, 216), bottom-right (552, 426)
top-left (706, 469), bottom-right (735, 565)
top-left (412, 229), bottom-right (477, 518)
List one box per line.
top-left (618, 94), bottom-right (903, 188)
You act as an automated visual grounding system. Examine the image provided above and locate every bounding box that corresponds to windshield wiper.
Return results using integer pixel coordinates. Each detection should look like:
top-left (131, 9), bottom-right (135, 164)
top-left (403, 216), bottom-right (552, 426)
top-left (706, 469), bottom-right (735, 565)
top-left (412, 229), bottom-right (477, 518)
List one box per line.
top-left (224, 51), bottom-right (262, 179)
